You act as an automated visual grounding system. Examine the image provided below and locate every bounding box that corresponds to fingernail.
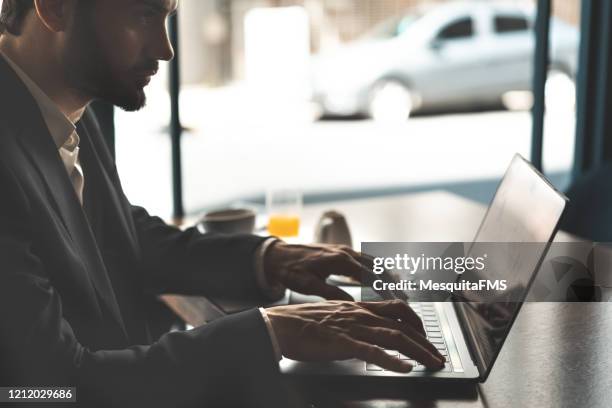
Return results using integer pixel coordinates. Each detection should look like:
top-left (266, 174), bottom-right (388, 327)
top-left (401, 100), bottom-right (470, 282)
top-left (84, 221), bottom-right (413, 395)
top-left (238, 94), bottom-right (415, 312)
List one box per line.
top-left (400, 361), bottom-right (413, 372)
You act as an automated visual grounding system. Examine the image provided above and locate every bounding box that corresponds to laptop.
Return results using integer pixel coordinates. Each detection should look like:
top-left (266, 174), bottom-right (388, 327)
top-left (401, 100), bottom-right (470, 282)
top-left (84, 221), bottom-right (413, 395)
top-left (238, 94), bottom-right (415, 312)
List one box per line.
top-left (280, 154), bottom-right (568, 382)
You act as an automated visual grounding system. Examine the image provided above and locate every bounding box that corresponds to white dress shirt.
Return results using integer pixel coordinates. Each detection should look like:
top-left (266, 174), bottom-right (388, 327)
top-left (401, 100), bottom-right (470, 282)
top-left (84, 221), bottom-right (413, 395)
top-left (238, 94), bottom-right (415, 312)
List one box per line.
top-left (0, 51), bottom-right (284, 361)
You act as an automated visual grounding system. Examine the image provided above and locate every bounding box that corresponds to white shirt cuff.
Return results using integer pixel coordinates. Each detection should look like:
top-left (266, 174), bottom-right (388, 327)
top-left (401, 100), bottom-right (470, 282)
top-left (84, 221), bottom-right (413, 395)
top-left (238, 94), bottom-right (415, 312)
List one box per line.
top-left (259, 307), bottom-right (283, 361)
top-left (254, 237), bottom-right (286, 300)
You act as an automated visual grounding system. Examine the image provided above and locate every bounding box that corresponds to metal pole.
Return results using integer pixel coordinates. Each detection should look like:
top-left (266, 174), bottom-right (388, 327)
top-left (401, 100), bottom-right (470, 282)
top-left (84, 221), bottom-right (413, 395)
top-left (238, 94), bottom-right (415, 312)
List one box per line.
top-left (573, 0), bottom-right (597, 180)
top-left (531, 0), bottom-right (551, 172)
top-left (591, 1), bottom-right (612, 168)
top-left (168, 12), bottom-right (184, 221)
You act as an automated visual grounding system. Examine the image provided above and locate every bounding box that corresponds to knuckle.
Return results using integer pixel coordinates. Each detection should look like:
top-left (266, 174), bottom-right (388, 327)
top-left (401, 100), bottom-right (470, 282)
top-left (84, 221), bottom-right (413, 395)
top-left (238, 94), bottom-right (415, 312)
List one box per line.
top-left (338, 301), bottom-right (354, 311)
top-left (335, 251), bottom-right (352, 261)
top-left (354, 310), bottom-right (375, 323)
top-left (364, 346), bottom-right (382, 361)
top-left (336, 316), bottom-right (356, 326)
top-left (389, 330), bottom-right (404, 343)
top-left (376, 327), bottom-right (393, 338)
top-left (353, 343), bottom-right (370, 358)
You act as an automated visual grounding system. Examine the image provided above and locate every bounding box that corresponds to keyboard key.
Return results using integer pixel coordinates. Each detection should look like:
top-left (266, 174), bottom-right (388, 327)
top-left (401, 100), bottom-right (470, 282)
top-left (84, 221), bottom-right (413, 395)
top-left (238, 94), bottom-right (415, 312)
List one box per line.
top-left (427, 332), bottom-right (443, 338)
top-left (366, 364), bottom-right (383, 371)
top-left (426, 327), bottom-right (441, 332)
top-left (384, 350), bottom-right (398, 357)
top-left (434, 343), bottom-right (447, 350)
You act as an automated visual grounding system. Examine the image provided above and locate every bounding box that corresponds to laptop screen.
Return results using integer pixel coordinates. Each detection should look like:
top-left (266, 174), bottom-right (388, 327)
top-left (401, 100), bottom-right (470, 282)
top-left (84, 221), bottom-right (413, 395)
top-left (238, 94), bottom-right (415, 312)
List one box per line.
top-left (454, 154), bottom-right (567, 380)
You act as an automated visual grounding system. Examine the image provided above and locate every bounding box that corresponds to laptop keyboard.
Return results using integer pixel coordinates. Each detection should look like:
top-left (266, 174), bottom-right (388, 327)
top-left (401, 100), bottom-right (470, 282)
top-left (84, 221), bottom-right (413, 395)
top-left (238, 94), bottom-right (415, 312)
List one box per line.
top-left (365, 302), bottom-right (453, 373)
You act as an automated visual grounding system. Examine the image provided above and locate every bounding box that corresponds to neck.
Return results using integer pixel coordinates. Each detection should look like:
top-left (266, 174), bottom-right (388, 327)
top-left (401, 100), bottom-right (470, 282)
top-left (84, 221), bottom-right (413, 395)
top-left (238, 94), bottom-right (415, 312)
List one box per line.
top-left (0, 33), bottom-right (90, 122)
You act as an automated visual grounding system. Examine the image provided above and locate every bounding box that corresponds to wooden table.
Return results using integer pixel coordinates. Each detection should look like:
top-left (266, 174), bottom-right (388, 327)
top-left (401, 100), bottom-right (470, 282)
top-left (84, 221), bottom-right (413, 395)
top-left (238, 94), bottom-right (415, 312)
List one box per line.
top-left (163, 191), bottom-right (612, 407)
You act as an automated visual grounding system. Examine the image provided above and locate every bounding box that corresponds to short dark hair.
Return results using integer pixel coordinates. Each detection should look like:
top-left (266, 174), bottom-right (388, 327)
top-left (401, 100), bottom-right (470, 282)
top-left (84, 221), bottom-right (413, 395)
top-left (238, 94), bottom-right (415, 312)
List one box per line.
top-left (0, 0), bottom-right (35, 35)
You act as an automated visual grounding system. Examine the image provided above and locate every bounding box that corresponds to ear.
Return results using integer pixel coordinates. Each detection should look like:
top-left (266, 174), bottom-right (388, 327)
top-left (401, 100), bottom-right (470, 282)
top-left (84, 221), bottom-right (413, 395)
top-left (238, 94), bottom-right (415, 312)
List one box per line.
top-left (33, 0), bottom-right (71, 32)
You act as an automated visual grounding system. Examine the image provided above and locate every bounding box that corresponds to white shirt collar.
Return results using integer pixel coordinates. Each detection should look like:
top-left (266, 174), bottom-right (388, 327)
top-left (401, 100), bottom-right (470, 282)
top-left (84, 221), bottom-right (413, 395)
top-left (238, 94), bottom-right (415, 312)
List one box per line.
top-left (0, 51), bottom-right (78, 150)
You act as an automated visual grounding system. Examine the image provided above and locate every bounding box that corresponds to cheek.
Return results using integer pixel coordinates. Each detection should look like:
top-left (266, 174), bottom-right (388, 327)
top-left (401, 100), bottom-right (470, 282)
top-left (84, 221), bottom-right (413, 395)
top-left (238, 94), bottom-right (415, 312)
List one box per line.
top-left (98, 27), bottom-right (144, 73)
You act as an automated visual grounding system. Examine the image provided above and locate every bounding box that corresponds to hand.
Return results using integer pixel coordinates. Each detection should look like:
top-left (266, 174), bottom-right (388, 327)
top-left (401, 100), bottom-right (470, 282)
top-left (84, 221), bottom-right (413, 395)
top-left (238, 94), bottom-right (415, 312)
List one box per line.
top-left (264, 241), bottom-right (374, 301)
top-left (266, 300), bottom-right (446, 372)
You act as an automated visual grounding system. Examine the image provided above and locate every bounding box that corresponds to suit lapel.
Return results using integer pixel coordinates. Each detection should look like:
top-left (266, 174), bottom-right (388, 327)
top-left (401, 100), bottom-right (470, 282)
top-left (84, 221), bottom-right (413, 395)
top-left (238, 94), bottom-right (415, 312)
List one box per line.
top-left (77, 114), bottom-right (140, 259)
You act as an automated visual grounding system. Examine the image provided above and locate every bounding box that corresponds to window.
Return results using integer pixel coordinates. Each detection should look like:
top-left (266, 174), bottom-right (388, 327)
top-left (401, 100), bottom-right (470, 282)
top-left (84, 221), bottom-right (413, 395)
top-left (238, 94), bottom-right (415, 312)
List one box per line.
top-left (437, 17), bottom-right (474, 40)
top-left (494, 15), bottom-right (529, 34)
top-left (115, 1), bottom-right (573, 218)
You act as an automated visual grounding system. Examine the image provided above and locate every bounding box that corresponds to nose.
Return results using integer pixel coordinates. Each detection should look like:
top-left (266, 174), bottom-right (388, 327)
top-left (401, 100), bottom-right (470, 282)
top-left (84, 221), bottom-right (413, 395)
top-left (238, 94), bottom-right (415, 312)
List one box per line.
top-left (151, 24), bottom-right (175, 62)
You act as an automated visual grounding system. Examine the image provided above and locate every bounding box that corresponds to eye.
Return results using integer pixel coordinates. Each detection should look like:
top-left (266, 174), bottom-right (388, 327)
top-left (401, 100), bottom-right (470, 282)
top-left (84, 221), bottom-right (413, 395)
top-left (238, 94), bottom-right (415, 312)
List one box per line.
top-left (138, 12), bottom-right (156, 25)
top-left (134, 7), bottom-right (160, 26)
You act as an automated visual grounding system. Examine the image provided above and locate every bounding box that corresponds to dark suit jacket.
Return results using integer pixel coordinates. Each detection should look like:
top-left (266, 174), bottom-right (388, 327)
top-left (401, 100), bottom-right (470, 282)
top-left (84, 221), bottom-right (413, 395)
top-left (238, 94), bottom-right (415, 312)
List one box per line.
top-left (0, 56), bottom-right (289, 407)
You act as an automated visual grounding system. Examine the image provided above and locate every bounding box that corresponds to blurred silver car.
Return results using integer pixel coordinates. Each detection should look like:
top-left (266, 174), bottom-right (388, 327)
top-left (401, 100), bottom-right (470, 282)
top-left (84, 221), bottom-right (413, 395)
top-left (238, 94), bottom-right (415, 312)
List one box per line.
top-left (311, 2), bottom-right (579, 120)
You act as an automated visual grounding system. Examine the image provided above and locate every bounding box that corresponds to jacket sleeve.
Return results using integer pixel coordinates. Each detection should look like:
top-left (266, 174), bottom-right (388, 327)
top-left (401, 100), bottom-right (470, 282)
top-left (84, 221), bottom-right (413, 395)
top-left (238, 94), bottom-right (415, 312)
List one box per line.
top-left (0, 163), bottom-right (285, 407)
top-left (130, 205), bottom-right (269, 300)
top-left (80, 108), bottom-right (269, 299)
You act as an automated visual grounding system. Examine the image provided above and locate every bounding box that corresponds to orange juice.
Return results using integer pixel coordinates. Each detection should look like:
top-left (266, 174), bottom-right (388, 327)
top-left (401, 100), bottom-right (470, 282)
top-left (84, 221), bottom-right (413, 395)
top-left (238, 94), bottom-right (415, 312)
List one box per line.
top-left (268, 215), bottom-right (300, 237)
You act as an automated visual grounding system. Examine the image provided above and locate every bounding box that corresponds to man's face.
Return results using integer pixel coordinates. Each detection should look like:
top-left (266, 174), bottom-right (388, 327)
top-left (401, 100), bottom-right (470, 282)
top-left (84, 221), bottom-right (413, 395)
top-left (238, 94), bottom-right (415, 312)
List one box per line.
top-left (63, 0), bottom-right (177, 111)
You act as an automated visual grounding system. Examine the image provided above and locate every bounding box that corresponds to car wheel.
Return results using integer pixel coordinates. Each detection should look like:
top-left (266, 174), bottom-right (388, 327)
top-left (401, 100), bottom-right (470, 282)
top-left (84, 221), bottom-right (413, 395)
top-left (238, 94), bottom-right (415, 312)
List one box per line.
top-left (368, 80), bottom-right (414, 123)
top-left (545, 68), bottom-right (576, 113)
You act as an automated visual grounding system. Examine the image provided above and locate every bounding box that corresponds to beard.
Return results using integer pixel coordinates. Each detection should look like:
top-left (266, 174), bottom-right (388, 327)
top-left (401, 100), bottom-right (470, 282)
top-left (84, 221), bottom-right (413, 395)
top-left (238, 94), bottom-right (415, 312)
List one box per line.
top-left (62, 4), bottom-right (157, 112)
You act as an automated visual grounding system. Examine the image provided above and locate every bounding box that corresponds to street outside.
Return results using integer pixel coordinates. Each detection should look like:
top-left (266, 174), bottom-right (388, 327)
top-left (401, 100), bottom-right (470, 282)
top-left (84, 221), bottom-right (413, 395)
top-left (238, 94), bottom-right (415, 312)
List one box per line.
top-left (114, 83), bottom-right (576, 219)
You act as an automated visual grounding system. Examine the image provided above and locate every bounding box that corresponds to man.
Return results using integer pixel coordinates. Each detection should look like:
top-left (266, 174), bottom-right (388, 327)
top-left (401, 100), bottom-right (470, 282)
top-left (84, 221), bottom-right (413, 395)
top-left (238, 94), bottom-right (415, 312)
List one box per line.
top-left (0, 0), bottom-right (444, 406)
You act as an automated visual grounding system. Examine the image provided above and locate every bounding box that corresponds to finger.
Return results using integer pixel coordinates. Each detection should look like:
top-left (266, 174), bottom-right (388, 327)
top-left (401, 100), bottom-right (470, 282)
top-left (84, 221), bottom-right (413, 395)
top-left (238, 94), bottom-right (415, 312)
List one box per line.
top-left (358, 300), bottom-right (425, 335)
top-left (327, 252), bottom-right (374, 283)
top-left (349, 326), bottom-right (445, 369)
top-left (346, 302), bottom-right (427, 338)
top-left (341, 247), bottom-right (376, 271)
top-left (332, 246), bottom-right (376, 278)
top-left (339, 334), bottom-right (413, 373)
top-left (301, 279), bottom-right (354, 301)
top-left (342, 311), bottom-right (439, 357)
top-left (369, 317), bottom-right (441, 356)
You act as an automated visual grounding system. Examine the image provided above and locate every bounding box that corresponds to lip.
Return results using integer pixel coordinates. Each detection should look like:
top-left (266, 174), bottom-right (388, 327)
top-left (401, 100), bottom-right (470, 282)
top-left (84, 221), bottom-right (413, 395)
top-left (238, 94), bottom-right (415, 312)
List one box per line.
top-left (135, 70), bottom-right (156, 86)
top-left (140, 69), bottom-right (158, 77)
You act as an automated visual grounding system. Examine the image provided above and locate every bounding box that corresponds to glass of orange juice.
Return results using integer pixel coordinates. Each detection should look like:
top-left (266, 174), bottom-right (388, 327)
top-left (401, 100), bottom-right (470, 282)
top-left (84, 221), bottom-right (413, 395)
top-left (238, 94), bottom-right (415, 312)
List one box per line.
top-left (266, 188), bottom-right (302, 237)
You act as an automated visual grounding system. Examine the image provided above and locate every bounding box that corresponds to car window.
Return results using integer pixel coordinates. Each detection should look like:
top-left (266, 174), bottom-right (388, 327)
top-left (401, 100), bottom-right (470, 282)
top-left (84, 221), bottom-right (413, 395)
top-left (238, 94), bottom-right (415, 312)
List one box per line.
top-left (437, 17), bottom-right (474, 40)
top-left (494, 15), bottom-right (530, 33)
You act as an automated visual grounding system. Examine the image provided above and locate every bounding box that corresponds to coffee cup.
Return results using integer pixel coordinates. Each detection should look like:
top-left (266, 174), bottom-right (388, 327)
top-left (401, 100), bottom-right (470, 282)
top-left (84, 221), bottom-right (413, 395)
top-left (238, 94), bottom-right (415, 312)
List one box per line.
top-left (200, 208), bottom-right (256, 234)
